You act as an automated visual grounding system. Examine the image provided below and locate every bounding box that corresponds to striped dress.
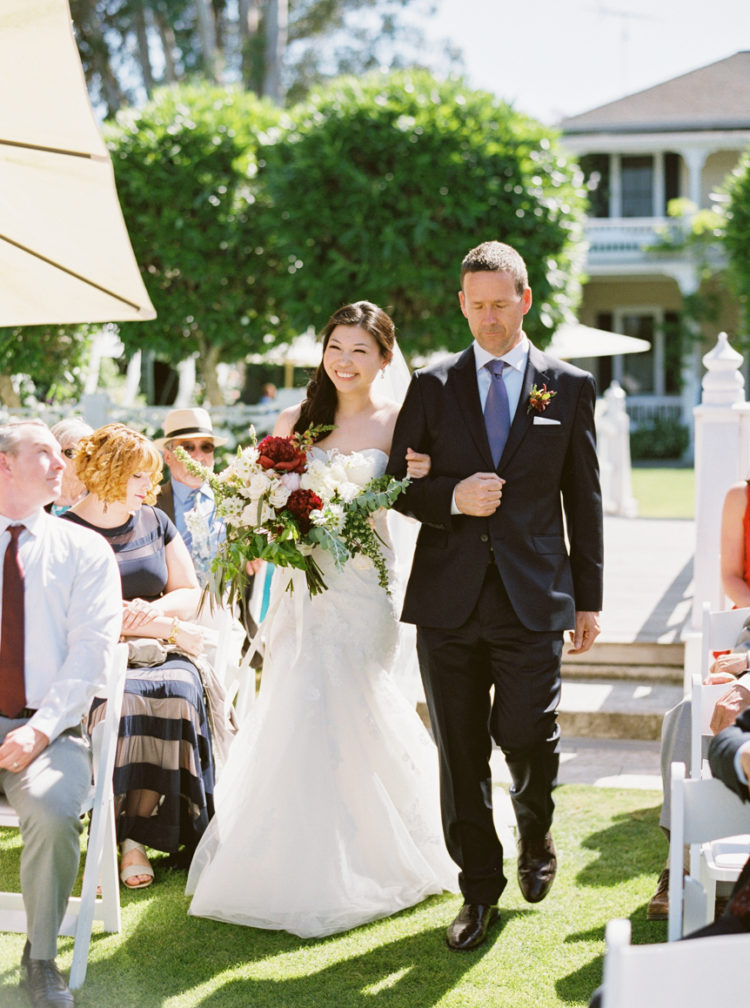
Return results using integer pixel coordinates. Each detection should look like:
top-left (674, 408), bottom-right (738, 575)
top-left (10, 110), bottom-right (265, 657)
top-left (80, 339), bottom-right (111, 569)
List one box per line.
top-left (63, 506), bottom-right (215, 855)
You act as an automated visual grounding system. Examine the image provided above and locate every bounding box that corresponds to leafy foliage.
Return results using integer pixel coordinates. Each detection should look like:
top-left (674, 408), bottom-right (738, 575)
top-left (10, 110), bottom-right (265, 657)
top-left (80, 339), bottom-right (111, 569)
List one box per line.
top-left (0, 326), bottom-right (92, 405)
top-left (105, 84), bottom-right (282, 400)
top-left (630, 415), bottom-right (689, 461)
top-left (722, 148), bottom-right (750, 341)
top-left (260, 71), bottom-right (587, 355)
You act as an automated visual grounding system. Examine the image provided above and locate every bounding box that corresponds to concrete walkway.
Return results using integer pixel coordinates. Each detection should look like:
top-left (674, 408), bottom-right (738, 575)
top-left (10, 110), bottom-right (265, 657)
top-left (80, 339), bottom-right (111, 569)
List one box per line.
top-left (537, 514), bottom-right (695, 791)
top-left (599, 515), bottom-right (695, 645)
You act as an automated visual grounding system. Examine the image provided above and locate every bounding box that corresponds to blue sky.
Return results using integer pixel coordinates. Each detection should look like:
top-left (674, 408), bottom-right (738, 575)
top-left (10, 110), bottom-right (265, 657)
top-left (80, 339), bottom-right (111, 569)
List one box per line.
top-left (428, 0), bottom-right (750, 124)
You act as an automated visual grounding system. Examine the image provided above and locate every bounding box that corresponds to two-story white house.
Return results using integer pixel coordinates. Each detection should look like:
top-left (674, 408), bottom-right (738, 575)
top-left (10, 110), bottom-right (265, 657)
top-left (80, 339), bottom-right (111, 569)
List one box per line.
top-left (560, 51), bottom-right (750, 442)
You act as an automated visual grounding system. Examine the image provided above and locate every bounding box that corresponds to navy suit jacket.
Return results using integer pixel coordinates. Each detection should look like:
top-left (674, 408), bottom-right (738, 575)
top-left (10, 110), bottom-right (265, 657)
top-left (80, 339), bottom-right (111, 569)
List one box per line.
top-left (387, 342), bottom-right (603, 631)
top-left (709, 707), bottom-right (750, 802)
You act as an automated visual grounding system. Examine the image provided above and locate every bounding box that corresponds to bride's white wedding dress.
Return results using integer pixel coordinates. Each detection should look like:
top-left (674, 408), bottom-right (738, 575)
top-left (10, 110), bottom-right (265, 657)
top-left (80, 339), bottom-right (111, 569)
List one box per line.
top-left (186, 447), bottom-right (457, 937)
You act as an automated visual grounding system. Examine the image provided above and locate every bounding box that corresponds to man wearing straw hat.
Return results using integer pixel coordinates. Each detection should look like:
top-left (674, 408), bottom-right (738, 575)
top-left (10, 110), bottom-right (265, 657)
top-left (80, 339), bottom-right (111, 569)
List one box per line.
top-left (154, 408), bottom-right (227, 587)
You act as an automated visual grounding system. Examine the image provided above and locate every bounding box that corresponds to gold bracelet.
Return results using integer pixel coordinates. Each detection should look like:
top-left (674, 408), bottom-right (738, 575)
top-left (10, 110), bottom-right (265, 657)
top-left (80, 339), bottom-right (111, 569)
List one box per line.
top-left (167, 618), bottom-right (180, 645)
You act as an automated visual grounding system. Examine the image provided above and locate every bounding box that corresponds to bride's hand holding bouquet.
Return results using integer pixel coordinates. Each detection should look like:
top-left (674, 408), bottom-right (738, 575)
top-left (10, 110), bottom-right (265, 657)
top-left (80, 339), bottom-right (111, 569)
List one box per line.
top-left (176, 427), bottom-right (409, 606)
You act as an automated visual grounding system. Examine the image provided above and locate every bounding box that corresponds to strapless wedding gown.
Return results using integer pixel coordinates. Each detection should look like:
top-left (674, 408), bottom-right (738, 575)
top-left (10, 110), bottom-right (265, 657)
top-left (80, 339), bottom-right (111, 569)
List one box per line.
top-left (186, 448), bottom-right (456, 937)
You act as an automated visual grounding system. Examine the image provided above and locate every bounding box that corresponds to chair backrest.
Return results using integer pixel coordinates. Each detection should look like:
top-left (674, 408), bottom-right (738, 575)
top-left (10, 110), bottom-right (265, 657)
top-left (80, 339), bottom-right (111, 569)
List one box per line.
top-left (668, 761), bottom-right (750, 940)
top-left (689, 674), bottom-right (734, 778)
top-left (602, 918), bottom-right (750, 1007)
top-left (700, 603), bottom-right (750, 679)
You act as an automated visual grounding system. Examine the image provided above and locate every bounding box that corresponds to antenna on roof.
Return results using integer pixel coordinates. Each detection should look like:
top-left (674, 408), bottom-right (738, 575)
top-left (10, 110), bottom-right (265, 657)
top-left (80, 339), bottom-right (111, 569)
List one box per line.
top-left (588, 5), bottom-right (661, 95)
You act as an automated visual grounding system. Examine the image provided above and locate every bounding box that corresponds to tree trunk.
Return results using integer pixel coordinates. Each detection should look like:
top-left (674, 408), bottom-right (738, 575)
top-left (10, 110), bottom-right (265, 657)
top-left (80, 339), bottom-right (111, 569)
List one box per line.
top-left (238, 0), bottom-right (261, 91)
top-left (198, 341), bottom-right (224, 406)
top-left (153, 13), bottom-right (178, 84)
top-left (263, 0), bottom-right (288, 104)
top-left (196, 0), bottom-right (219, 83)
top-left (71, 0), bottom-right (127, 117)
top-left (133, 3), bottom-right (155, 95)
top-left (0, 374), bottom-right (21, 408)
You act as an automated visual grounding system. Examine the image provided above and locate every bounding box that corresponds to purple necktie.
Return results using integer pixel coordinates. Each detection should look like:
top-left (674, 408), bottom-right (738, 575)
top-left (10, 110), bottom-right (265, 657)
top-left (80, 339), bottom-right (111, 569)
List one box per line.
top-left (0, 525), bottom-right (26, 717)
top-left (484, 360), bottom-right (511, 468)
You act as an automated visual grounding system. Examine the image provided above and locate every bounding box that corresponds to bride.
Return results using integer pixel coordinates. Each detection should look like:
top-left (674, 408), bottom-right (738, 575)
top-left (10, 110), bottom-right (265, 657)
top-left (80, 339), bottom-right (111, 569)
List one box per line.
top-left (186, 301), bottom-right (457, 936)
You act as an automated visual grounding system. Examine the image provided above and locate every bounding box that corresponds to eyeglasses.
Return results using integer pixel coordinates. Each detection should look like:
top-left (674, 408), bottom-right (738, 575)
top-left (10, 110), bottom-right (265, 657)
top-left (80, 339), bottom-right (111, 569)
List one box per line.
top-left (175, 441), bottom-right (215, 455)
top-left (62, 447), bottom-right (76, 459)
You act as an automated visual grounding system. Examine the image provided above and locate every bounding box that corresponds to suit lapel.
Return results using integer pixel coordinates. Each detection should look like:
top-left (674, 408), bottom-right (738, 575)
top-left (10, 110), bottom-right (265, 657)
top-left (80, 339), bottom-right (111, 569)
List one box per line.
top-left (498, 342), bottom-right (552, 469)
top-left (450, 346), bottom-right (495, 467)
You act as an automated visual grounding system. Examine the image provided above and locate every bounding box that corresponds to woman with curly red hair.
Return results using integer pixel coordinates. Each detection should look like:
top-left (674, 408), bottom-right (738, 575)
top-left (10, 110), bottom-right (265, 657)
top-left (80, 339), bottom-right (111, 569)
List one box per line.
top-left (63, 423), bottom-right (214, 888)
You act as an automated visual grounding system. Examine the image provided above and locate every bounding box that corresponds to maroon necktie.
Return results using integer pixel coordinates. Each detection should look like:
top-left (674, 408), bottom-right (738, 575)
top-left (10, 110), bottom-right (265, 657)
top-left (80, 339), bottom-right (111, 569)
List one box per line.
top-left (0, 525), bottom-right (26, 717)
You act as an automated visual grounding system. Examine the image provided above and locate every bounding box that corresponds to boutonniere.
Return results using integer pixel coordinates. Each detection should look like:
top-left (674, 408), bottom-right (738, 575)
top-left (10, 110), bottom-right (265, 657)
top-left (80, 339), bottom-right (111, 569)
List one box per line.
top-left (527, 383), bottom-right (557, 414)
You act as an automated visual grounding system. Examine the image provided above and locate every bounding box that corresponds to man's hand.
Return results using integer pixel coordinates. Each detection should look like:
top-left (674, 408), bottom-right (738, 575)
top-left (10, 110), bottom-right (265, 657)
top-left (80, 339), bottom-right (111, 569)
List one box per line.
top-left (707, 652), bottom-right (748, 683)
top-left (710, 681), bottom-right (750, 735)
top-left (454, 473), bottom-right (505, 516)
top-left (568, 611), bottom-right (600, 655)
top-left (245, 558), bottom-right (264, 576)
top-left (0, 723), bottom-right (49, 773)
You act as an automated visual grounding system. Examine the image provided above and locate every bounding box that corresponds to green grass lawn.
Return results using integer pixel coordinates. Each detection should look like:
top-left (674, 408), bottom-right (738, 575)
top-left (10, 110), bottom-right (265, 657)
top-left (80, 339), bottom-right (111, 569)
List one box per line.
top-left (631, 466), bottom-right (695, 519)
top-left (0, 785), bottom-right (668, 1008)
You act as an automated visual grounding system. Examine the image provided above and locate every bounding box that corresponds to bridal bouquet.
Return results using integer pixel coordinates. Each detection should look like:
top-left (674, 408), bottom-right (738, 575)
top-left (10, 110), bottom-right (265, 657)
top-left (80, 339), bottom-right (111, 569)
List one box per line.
top-left (176, 428), bottom-right (409, 604)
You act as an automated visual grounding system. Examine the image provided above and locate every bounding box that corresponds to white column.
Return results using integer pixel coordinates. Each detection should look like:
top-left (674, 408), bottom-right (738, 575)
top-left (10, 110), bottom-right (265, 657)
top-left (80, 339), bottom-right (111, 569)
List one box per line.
top-left (683, 148), bottom-right (708, 209)
top-left (692, 333), bottom-right (749, 628)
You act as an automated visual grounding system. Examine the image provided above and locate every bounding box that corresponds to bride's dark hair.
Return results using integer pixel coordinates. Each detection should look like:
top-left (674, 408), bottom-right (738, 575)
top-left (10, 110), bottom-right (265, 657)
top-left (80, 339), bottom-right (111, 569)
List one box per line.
top-left (293, 301), bottom-right (395, 439)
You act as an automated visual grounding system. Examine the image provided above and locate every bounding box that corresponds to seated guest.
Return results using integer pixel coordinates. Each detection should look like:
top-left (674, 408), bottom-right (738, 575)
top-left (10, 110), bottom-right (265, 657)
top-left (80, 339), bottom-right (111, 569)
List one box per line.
top-left (155, 407), bottom-right (260, 661)
top-left (153, 407), bottom-right (227, 587)
top-left (647, 481), bottom-right (750, 919)
top-left (0, 420), bottom-right (121, 1008)
top-left (48, 417), bottom-right (93, 515)
top-left (63, 423), bottom-right (215, 889)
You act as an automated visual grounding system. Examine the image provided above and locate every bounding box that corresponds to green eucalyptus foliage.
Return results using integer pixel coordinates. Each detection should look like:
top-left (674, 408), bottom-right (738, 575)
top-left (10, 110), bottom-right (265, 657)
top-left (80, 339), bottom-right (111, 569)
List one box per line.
top-left (105, 83), bottom-right (283, 395)
top-left (260, 71), bottom-right (588, 354)
top-left (722, 148), bottom-right (750, 341)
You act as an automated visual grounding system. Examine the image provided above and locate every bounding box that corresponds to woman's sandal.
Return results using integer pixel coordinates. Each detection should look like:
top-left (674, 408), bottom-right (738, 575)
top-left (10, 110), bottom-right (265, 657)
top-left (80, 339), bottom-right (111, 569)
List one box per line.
top-left (120, 839), bottom-right (155, 889)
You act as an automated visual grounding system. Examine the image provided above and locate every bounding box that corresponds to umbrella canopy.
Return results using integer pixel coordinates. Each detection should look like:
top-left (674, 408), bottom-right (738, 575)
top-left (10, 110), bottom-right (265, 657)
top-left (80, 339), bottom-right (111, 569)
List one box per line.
top-left (547, 323), bottom-right (650, 360)
top-left (0, 0), bottom-right (155, 326)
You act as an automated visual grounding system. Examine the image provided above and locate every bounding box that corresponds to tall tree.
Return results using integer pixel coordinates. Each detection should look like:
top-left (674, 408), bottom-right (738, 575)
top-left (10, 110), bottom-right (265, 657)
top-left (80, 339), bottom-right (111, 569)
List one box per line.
top-left (105, 84), bottom-right (281, 403)
top-left (261, 71), bottom-right (587, 355)
top-left (70, 0), bottom-right (458, 113)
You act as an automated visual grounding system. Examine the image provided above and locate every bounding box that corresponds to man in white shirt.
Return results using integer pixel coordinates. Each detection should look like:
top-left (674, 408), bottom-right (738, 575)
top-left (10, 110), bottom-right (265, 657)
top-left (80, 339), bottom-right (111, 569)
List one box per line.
top-left (0, 420), bottom-right (121, 1008)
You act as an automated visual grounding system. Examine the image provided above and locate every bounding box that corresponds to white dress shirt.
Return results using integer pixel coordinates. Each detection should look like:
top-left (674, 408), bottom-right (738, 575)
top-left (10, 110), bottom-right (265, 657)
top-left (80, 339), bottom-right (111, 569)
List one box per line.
top-left (472, 336), bottom-right (529, 418)
top-left (450, 337), bottom-right (530, 514)
top-left (0, 510), bottom-right (122, 743)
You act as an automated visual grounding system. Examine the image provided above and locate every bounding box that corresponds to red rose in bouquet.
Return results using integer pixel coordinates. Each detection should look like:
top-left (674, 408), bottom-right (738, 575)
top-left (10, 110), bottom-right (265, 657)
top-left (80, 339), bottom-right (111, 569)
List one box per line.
top-left (257, 435), bottom-right (307, 473)
top-left (284, 488), bottom-right (323, 534)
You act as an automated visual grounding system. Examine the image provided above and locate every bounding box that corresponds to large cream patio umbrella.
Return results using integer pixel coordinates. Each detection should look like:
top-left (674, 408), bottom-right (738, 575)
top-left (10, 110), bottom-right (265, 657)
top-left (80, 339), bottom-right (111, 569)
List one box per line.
top-left (0, 0), bottom-right (155, 326)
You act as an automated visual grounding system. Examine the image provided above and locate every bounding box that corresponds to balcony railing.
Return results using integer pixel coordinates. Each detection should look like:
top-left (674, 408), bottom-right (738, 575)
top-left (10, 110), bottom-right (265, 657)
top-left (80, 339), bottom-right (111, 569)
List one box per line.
top-left (585, 217), bottom-right (676, 255)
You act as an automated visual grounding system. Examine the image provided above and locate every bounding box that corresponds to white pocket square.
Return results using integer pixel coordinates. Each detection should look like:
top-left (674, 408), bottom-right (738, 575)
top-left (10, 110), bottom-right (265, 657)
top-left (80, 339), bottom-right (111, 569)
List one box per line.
top-left (533, 416), bottom-right (561, 425)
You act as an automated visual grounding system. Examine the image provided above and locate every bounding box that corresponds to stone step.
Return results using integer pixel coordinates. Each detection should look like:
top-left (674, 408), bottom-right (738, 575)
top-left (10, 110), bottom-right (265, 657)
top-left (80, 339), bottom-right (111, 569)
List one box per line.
top-left (562, 640), bottom-right (685, 683)
top-left (559, 677), bottom-right (683, 741)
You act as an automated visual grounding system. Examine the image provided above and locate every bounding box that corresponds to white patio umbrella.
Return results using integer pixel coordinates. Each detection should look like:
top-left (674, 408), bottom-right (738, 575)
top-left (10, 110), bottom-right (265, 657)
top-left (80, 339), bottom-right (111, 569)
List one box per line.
top-left (547, 322), bottom-right (650, 360)
top-left (0, 0), bottom-right (155, 326)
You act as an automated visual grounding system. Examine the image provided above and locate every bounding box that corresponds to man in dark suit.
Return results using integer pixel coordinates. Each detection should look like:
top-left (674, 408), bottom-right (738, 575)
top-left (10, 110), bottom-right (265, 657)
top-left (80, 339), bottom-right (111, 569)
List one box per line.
top-left (387, 240), bottom-right (603, 950)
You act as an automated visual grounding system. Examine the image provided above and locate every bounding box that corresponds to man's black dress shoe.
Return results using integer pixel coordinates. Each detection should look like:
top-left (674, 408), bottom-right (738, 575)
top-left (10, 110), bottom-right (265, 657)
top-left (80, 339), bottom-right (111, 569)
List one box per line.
top-left (517, 831), bottom-right (557, 903)
top-left (445, 902), bottom-right (498, 950)
top-left (22, 945), bottom-right (75, 1008)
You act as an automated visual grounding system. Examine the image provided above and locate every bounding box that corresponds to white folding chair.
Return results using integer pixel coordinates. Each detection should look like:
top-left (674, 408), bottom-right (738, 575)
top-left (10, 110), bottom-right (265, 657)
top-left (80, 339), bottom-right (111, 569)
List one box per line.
top-left (0, 642), bottom-right (128, 989)
top-left (601, 917), bottom-right (750, 1007)
top-left (667, 761), bottom-right (750, 940)
top-left (684, 604), bottom-right (750, 904)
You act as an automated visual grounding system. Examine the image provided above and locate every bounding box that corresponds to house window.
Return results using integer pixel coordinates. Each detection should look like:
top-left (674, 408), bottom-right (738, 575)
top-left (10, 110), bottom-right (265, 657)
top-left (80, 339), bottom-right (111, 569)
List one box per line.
top-left (621, 156), bottom-right (654, 217)
top-left (580, 154), bottom-right (610, 218)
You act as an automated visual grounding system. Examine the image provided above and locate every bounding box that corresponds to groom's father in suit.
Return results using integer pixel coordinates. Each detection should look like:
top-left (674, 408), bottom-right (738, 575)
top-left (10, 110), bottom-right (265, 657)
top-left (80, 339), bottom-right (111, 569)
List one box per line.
top-left (387, 241), bottom-right (603, 950)
top-left (0, 420), bottom-right (121, 1006)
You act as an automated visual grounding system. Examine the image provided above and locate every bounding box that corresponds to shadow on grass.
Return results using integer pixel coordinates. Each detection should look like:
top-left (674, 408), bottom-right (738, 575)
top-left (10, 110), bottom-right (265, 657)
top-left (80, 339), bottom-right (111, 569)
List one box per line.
top-left (575, 803), bottom-right (663, 887)
top-left (76, 876), bottom-right (532, 1008)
